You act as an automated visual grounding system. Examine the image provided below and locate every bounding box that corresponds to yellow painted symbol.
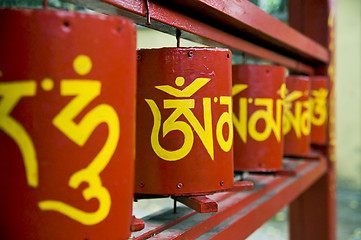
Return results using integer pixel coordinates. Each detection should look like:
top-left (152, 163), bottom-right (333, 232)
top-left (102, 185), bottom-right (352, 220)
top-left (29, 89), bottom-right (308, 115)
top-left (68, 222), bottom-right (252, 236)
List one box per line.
top-left (232, 84), bottom-right (248, 96)
top-left (310, 88), bottom-right (328, 126)
top-left (155, 77), bottom-right (210, 97)
top-left (0, 81), bottom-right (38, 187)
top-left (41, 78), bottom-right (54, 91)
top-left (283, 89), bottom-right (311, 137)
top-left (0, 55), bottom-right (118, 226)
top-left (146, 97), bottom-right (214, 160)
top-left (175, 77), bottom-right (185, 86)
top-left (216, 96), bottom-right (233, 152)
top-left (277, 83), bottom-right (287, 99)
top-left (232, 84), bottom-right (248, 143)
top-left (73, 55), bottom-right (92, 76)
top-left (39, 55), bottom-right (119, 225)
top-left (248, 98), bottom-right (283, 142)
top-left (233, 84), bottom-right (283, 143)
top-left (283, 90), bottom-right (303, 137)
top-left (147, 77), bottom-right (233, 161)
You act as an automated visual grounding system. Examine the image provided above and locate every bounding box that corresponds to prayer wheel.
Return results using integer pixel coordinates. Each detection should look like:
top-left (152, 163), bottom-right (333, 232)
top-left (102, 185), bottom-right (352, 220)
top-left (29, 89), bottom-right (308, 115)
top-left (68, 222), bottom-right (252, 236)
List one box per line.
top-left (283, 75), bottom-right (311, 157)
top-left (232, 65), bottom-right (285, 172)
top-left (0, 8), bottom-right (136, 239)
top-left (310, 76), bottom-right (329, 145)
top-left (135, 48), bottom-right (234, 196)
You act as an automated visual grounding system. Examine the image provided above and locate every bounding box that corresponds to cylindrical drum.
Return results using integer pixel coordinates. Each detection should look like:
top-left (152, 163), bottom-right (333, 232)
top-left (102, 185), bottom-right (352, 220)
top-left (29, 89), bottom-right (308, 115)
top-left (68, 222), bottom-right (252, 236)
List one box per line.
top-left (283, 76), bottom-right (311, 157)
top-left (310, 76), bottom-right (329, 145)
top-left (136, 48), bottom-right (234, 196)
top-left (0, 9), bottom-right (136, 239)
top-left (232, 65), bottom-right (285, 172)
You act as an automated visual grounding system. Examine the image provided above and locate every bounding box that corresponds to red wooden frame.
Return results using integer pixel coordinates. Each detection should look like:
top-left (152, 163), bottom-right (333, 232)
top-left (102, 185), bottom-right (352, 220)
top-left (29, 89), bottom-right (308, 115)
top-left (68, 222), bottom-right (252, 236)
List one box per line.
top-left (67, 0), bottom-right (336, 239)
top-left (132, 157), bottom-right (327, 239)
top-left (69, 0), bottom-right (328, 75)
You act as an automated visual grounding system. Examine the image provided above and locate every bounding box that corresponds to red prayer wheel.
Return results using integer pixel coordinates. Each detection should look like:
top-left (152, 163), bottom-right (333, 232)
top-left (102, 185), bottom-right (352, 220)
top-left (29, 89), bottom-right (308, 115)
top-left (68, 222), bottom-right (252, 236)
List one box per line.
top-left (0, 9), bottom-right (136, 239)
top-left (232, 65), bottom-right (285, 172)
top-left (310, 76), bottom-right (329, 145)
top-left (135, 48), bottom-right (234, 196)
top-left (283, 75), bottom-right (311, 157)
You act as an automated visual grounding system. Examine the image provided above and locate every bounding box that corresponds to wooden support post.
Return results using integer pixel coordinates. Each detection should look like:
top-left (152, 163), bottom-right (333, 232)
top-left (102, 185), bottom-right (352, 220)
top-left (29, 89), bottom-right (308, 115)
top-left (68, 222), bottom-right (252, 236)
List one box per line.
top-left (290, 170), bottom-right (336, 240)
top-left (288, 0), bottom-right (336, 239)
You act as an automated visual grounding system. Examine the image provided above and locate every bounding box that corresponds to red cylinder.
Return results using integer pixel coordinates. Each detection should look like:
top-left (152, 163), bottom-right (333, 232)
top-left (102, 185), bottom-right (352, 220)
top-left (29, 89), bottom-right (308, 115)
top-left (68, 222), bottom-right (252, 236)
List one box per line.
top-left (232, 65), bottom-right (285, 172)
top-left (135, 48), bottom-right (234, 196)
top-left (310, 76), bottom-right (329, 145)
top-left (283, 76), bottom-right (311, 157)
top-left (0, 9), bottom-right (136, 239)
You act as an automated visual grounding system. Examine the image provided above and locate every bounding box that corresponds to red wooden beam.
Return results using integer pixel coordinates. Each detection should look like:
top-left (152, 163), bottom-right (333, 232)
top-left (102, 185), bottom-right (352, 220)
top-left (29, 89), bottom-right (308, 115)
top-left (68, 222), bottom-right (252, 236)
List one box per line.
top-left (172, 196), bottom-right (218, 213)
top-left (68, 0), bottom-right (315, 74)
top-left (166, 0), bottom-right (329, 63)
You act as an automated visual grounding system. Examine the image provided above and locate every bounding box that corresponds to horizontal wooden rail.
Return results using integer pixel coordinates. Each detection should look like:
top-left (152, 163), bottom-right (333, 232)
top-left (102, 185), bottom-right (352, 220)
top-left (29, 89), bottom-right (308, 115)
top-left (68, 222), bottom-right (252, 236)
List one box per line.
top-left (68, 0), bottom-right (318, 74)
top-left (164, 0), bottom-right (329, 63)
top-left (131, 157), bottom-right (327, 239)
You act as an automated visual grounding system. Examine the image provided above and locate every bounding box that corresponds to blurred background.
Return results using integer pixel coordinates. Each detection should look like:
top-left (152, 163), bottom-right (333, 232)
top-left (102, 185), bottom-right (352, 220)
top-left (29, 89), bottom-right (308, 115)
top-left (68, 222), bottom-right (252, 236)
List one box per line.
top-left (335, 1), bottom-right (361, 239)
top-left (1, 0), bottom-right (360, 239)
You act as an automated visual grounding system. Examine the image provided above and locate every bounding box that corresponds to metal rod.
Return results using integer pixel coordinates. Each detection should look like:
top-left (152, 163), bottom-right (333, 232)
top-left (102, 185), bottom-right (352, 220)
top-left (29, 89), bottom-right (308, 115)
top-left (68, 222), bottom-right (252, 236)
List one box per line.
top-left (176, 29), bottom-right (181, 48)
top-left (173, 199), bottom-right (177, 214)
top-left (145, 0), bottom-right (151, 25)
top-left (43, 0), bottom-right (48, 9)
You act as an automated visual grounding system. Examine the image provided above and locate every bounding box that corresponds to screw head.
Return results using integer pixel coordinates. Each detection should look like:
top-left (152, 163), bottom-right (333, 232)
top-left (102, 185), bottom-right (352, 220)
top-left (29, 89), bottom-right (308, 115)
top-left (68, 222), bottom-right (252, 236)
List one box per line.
top-left (63, 20), bottom-right (70, 28)
top-left (187, 51), bottom-right (193, 57)
top-left (117, 25), bottom-right (122, 32)
top-left (177, 183), bottom-right (183, 189)
top-left (140, 182), bottom-right (145, 188)
top-left (220, 180), bottom-right (224, 186)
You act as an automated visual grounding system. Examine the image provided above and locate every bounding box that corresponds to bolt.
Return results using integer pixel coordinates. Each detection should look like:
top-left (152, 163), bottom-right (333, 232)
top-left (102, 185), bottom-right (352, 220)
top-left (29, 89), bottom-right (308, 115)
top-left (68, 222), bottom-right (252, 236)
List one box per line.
top-left (137, 55), bottom-right (141, 61)
top-left (187, 51), bottom-right (193, 57)
top-left (177, 183), bottom-right (183, 189)
top-left (117, 25), bottom-right (122, 32)
top-left (220, 180), bottom-right (224, 186)
top-left (63, 20), bottom-right (70, 28)
top-left (140, 182), bottom-right (145, 188)
top-left (227, 53), bottom-right (230, 58)
top-left (62, 20), bottom-right (71, 32)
